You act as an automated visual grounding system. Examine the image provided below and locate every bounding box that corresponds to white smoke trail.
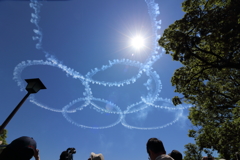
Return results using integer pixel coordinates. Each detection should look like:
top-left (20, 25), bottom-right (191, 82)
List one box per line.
top-left (12, 0), bottom-right (190, 130)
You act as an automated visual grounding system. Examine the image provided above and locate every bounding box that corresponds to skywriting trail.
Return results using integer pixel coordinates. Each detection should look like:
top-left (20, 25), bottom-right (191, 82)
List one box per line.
top-left (13, 0), bottom-right (190, 130)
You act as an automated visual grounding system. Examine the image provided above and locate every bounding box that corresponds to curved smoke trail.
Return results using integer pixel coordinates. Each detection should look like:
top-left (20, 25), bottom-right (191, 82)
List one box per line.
top-left (13, 0), bottom-right (190, 129)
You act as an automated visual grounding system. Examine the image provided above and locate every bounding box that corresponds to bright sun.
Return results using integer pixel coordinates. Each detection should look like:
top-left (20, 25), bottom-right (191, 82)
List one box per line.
top-left (130, 35), bottom-right (145, 50)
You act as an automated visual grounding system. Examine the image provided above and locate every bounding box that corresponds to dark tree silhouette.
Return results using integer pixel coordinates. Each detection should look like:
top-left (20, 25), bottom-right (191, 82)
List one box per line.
top-left (159, 0), bottom-right (240, 159)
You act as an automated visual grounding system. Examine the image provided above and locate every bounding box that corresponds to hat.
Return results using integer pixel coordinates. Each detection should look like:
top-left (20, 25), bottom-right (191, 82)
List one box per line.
top-left (8, 136), bottom-right (37, 153)
top-left (90, 152), bottom-right (104, 160)
top-left (168, 150), bottom-right (182, 160)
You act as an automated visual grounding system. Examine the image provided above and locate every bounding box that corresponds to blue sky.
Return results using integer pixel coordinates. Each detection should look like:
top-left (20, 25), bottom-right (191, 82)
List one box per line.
top-left (0, 0), bottom-right (195, 159)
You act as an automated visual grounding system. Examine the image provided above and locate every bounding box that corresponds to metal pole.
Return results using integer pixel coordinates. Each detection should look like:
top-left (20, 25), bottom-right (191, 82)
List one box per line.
top-left (0, 92), bottom-right (31, 134)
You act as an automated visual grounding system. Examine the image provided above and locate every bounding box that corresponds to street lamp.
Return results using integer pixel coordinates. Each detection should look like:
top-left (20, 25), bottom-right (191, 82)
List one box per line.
top-left (0, 78), bottom-right (46, 133)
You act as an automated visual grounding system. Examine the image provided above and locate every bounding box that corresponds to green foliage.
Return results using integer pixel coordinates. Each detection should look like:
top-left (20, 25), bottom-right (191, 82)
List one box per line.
top-left (0, 128), bottom-right (7, 145)
top-left (0, 127), bottom-right (7, 154)
top-left (183, 143), bottom-right (202, 160)
top-left (159, 0), bottom-right (240, 159)
top-left (172, 96), bottom-right (183, 106)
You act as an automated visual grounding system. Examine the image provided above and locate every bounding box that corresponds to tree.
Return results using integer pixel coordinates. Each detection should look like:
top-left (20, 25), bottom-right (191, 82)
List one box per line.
top-left (183, 143), bottom-right (202, 160)
top-left (0, 129), bottom-right (7, 145)
top-left (158, 0), bottom-right (240, 159)
top-left (0, 128), bottom-right (7, 154)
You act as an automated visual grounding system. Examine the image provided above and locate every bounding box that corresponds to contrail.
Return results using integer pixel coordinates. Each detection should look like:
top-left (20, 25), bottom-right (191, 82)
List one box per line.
top-left (12, 0), bottom-right (190, 130)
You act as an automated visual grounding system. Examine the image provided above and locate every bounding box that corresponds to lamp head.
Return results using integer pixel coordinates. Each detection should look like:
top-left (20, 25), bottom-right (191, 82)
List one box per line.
top-left (25, 78), bottom-right (46, 93)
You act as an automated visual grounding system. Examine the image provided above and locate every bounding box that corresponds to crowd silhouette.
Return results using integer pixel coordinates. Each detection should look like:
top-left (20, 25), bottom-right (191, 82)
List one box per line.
top-left (1, 136), bottom-right (237, 160)
top-left (0, 136), bottom-right (185, 160)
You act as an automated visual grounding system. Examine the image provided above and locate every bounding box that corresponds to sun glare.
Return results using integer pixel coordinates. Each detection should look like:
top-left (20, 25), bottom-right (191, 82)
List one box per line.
top-left (130, 35), bottom-right (145, 50)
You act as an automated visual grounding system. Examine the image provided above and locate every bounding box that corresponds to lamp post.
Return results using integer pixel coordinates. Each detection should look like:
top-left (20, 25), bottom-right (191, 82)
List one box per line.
top-left (0, 78), bottom-right (46, 134)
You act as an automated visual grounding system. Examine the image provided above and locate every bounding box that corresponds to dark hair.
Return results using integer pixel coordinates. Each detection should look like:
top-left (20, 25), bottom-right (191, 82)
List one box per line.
top-left (0, 136), bottom-right (36, 160)
top-left (168, 150), bottom-right (182, 160)
top-left (146, 138), bottom-right (166, 154)
top-left (0, 147), bottom-right (34, 160)
top-left (59, 148), bottom-right (76, 160)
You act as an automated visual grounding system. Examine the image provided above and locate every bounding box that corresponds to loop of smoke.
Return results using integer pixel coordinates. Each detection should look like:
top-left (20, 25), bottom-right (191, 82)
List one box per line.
top-left (13, 0), bottom-right (190, 129)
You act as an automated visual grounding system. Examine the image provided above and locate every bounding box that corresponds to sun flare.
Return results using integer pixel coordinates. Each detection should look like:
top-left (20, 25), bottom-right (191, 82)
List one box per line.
top-left (130, 35), bottom-right (145, 50)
